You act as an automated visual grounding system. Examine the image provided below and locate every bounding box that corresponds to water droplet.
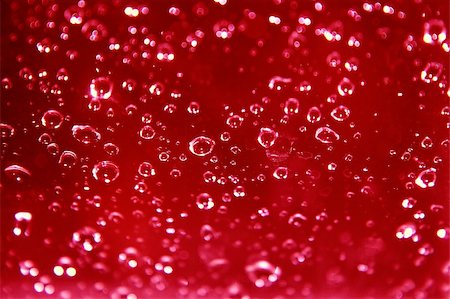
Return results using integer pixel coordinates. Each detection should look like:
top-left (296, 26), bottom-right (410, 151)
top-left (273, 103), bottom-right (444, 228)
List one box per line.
top-left (72, 226), bottom-right (102, 252)
top-left (0, 123), bottom-right (15, 138)
top-left (226, 114), bottom-right (244, 129)
top-left (421, 62), bottom-right (443, 83)
top-left (19, 260), bottom-right (39, 277)
top-left (118, 247), bottom-right (140, 269)
top-left (245, 260), bottom-right (282, 288)
top-left (196, 193), bottom-right (215, 210)
top-left (138, 162), bottom-right (155, 177)
top-left (139, 125), bottom-right (156, 140)
top-left (82, 20), bottom-right (108, 42)
top-left (331, 105), bottom-right (351, 121)
top-left (189, 136), bottom-right (215, 157)
top-left (41, 110), bottom-right (64, 129)
top-left (420, 136), bottom-right (433, 149)
top-left (284, 98), bottom-right (300, 115)
top-left (4, 165), bottom-right (31, 182)
top-left (58, 151), bottom-right (77, 168)
top-left (307, 106), bottom-right (321, 123)
top-left (315, 127), bottom-right (340, 144)
top-left (13, 212), bottom-right (32, 237)
top-left (53, 257), bottom-right (77, 277)
top-left (337, 77), bottom-right (355, 96)
top-left (268, 76), bottom-right (292, 91)
top-left (90, 76), bottom-right (113, 100)
top-left (396, 223), bottom-right (417, 239)
top-left (92, 161), bottom-right (119, 184)
top-left (273, 166), bottom-right (288, 180)
top-left (64, 5), bottom-right (84, 25)
top-left (72, 125), bottom-right (101, 145)
top-left (415, 168), bottom-right (436, 188)
top-left (423, 19), bottom-right (447, 45)
top-left (257, 127), bottom-right (278, 148)
top-left (156, 43), bottom-right (175, 61)
top-left (213, 20), bottom-right (235, 39)
top-left (288, 213), bottom-right (307, 227)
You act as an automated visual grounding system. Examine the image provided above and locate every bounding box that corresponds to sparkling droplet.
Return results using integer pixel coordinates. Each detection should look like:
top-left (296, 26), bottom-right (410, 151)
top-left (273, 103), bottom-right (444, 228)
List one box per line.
top-left (138, 162), bottom-right (155, 177)
top-left (307, 106), bottom-right (322, 123)
top-left (331, 105), bottom-right (351, 121)
top-left (415, 168), bottom-right (436, 189)
top-left (196, 193), bottom-right (214, 210)
top-left (90, 77), bottom-right (113, 100)
top-left (245, 260), bottom-right (282, 288)
top-left (423, 19), bottom-right (447, 45)
top-left (273, 166), bottom-right (288, 180)
top-left (257, 127), bottom-right (278, 148)
top-left (41, 110), bottom-right (64, 129)
top-left (4, 165), bottom-right (31, 182)
top-left (337, 77), bottom-right (355, 96)
top-left (58, 151), bottom-right (77, 168)
top-left (189, 136), bottom-right (215, 157)
top-left (72, 125), bottom-right (101, 145)
top-left (421, 62), bottom-right (443, 83)
top-left (72, 226), bottom-right (102, 252)
top-left (82, 20), bottom-right (108, 42)
top-left (315, 127), bottom-right (340, 144)
top-left (139, 125), bottom-right (156, 140)
top-left (396, 223), bottom-right (416, 239)
top-left (284, 98), bottom-right (300, 115)
top-left (92, 161), bottom-right (119, 184)
top-left (226, 114), bottom-right (244, 129)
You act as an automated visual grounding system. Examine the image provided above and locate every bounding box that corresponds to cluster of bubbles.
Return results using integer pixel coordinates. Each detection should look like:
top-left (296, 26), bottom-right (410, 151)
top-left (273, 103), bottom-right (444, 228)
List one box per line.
top-left (1, 0), bottom-right (448, 298)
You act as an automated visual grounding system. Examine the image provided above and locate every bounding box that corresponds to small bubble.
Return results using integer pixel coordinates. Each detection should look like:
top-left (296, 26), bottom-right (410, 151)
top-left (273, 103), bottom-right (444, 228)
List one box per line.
top-left (41, 110), bottom-right (64, 129)
top-left (196, 193), bottom-right (214, 210)
top-left (273, 166), bottom-right (288, 180)
top-left (90, 76), bottom-right (113, 100)
top-left (331, 105), bottom-right (351, 122)
top-left (245, 260), bottom-right (282, 288)
top-left (72, 125), bottom-right (101, 145)
top-left (13, 212), bottom-right (32, 237)
top-left (421, 62), bottom-right (443, 83)
top-left (415, 168), bottom-right (436, 188)
top-left (4, 165), bottom-right (31, 182)
top-left (156, 43), bottom-right (175, 61)
top-left (213, 20), bottom-right (235, 39)
top-left (226, 114), bottom-right (244, 129)
top-left (396, 223), bottom-right (417, 239)
top-left (257, 127), bottom-right (278, 148)
top-left (307, 106), bottom-right (321, 123)
top-left (284, 98), bottom-right (300, 115)
top-left (288, 213), bottom-right (307, 227)
top-left (337, 77), bottom-right (355, 96)
top-left (72, 226), bottom-right (102, 252)
top-left (189, 136), bottom-right (215, 157)
top-left (92, 161), bottom-right (119, 184)
top-left (64, 6), bottom-right (84, 25)
top-left (423, 19), bottom-right (447, 45)
top-left (315, 127), bottom-right (340, 144)
top-left (59, 151), bottom-right (77, 168)
top-left (139, 125), bottom-right (156, 140)
top-left (82, 20), bottom-right (108, 41)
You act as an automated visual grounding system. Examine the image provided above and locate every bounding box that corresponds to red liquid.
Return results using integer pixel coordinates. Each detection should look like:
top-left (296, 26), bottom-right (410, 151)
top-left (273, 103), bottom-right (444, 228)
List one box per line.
top-left (1, 1), bottom-right (449, 298)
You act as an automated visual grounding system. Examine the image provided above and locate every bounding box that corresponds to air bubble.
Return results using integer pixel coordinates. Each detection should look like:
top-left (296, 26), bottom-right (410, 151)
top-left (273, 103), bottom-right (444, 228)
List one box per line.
top-left (415, 168), bottom-right (436, 189)
top-left (245, 260), bottom-right (282, 288)
top-left (196, 193), bottom-right (214, 210)
top-left (315, 127), bottom-right (340, 144)
top-left (92, 161), bottom-right (119, 184)
top-left (257, 127), bottom-right (278, 148)
top-left (189, 136), bottom-right (215, 157)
